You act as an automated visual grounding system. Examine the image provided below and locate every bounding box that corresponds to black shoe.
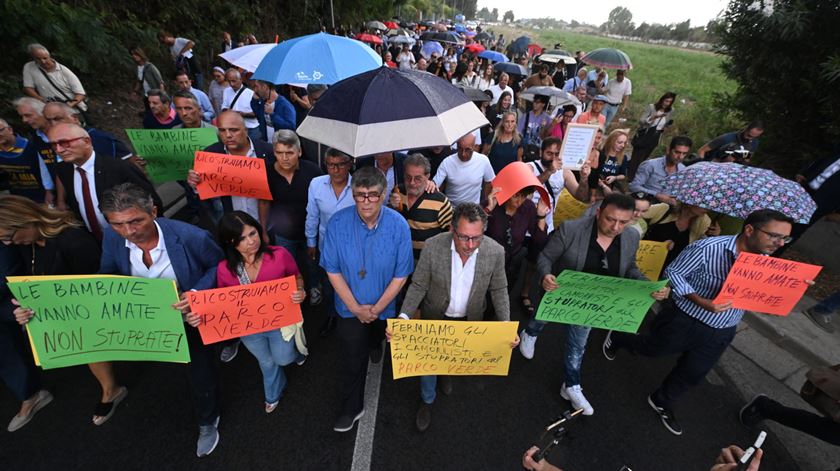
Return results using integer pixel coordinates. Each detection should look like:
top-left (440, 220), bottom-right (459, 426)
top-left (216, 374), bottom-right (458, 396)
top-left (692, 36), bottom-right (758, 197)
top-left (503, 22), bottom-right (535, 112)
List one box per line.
top-left (439, 376), bottom-right (453, 396)
top-left (370, 340), bottom-right (385, 364)
top-left (320, 316), bottom-right (337, 337)
top-left (802, 308), bottom-right (835, 333)
top-left (602, 331), bottom-right (617, 361)
top-left (416, 403), bottom-right (432, 432)
top-left (647, 395), bottom-right (682, 435)
top-left (740, 394), bottom-right (767, 427)
top-left (333, 409), bottom-right (364, 433)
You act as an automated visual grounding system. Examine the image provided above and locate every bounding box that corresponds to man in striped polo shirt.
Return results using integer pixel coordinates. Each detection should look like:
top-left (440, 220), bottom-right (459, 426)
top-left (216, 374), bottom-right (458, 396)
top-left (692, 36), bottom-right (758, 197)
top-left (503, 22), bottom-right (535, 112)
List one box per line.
top-left (389, 153), bottom-right (454, 260)
top-left (603, 209), bottom-right (802, 436)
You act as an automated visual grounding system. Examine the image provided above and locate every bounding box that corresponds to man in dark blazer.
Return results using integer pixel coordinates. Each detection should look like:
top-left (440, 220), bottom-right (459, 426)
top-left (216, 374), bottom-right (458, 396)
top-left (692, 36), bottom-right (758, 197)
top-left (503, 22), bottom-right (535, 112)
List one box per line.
top-left (49, 123), bottom-right (162, 242)
top-left (355, 151), bottom-right (407, 197)
top-left (98, 183), bottom-right (224, 458)
top-left (396, 202), bottom-right (519, 432)
top-left (520, 193), bottom-right (669, 416)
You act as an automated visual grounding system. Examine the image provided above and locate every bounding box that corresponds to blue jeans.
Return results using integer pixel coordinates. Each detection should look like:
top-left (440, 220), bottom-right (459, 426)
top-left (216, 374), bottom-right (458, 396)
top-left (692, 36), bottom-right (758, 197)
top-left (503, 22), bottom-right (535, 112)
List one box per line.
top-left (563, 325), bottom-right (591, 387)
top-left (603, 103), bottom-right (620, 127)
top-left (812, 290), bottom-right (840, 315)
top-left (240, 330), bottom-right (302, 403)
top-left (420, 375), bottom-right (437, 404)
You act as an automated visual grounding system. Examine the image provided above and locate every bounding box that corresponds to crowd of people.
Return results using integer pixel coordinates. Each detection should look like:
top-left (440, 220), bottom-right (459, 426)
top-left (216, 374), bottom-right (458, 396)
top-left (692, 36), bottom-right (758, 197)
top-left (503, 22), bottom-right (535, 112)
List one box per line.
top-left (1, 19), bottom-right (839, 469)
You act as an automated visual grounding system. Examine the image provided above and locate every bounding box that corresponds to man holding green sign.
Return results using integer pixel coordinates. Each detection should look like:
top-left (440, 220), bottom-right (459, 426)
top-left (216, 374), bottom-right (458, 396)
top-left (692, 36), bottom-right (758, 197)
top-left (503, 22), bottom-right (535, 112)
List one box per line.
top-left (523, 194), bottom-right (670, 416)
top-left (125, 126), bottom-right (218, 184)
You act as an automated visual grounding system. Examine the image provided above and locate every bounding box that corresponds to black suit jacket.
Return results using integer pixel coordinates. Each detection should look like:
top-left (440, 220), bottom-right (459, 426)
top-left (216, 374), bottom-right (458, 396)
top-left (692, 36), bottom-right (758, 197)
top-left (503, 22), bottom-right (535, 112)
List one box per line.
top-left (56, 152), bottom-right (164, 221)
top-left (799, 155), bottom-right (840, 218)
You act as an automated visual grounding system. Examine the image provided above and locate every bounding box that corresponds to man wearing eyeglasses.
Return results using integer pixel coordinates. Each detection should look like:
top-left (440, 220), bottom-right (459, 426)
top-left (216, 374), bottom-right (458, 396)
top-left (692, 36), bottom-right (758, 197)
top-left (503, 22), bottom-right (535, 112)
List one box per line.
top-left (520, 193), bottom-right (669, 418)
top-left (49, 123), bottom-right (162, 242)
top-left (306, 148), bottom-right (356, 336)
top-left (388, 153), bottom-right (453, 260)
top-left (393, 202), bottom-right (518, 432)
top-left (604, 209), bottom-right (802, 437)
top-left (320, 166), bottom-right (413, 433)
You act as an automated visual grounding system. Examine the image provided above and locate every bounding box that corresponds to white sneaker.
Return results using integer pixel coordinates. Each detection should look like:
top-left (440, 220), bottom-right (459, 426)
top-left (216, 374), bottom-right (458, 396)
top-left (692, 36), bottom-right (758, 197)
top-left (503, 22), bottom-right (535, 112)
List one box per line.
top-left (519, 330), bottom-right (537, 359)
top-left (561, 383), bottom-right (594, 416)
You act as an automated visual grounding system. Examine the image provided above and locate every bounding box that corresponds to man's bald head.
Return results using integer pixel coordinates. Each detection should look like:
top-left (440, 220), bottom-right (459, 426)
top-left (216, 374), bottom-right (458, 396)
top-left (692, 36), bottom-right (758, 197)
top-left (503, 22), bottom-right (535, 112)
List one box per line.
top-left (217, 110), bottom-right (246, 130)
top-left (456, 133), bottom-right (477, 162)
top-left (216, 110), bottom-right (249, 151)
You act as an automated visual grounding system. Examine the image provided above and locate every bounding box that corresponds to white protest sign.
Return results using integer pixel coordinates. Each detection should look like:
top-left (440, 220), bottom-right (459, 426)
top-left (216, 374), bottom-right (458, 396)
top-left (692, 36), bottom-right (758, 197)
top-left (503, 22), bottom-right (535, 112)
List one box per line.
top-left (558, 123), bottom-right (600, 170)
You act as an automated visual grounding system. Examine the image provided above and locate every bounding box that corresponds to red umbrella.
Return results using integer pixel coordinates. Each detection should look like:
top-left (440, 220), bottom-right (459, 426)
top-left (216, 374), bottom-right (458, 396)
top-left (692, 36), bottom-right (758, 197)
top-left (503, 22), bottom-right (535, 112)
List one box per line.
top-left (355, 33), bottom-right (383, 45)
top-left (527, 43), bottom-right (543, 57)
top-left (384, 21), bottom-right (399, 30)
top-left (465, 43), bottom-right (485, 54)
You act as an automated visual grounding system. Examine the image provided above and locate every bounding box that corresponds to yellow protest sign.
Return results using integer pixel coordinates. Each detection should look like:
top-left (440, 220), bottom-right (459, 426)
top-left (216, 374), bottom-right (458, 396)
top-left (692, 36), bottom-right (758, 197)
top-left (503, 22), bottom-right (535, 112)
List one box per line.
top-left (635, 240), bottom-right (670, 281)
top-left (553, 188), bottom-right (590, 228)
top-left (387, 319), bottom-right (518, 379)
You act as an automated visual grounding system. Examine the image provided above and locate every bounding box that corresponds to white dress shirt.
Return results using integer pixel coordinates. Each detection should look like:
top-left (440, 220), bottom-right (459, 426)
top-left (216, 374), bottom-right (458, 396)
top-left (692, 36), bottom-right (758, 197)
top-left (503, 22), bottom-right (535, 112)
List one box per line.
top-left (72, 151), bottom-right (108, 233)
top-left (444, 242), bottom-right (478, 318)
top-left (126, 221), bottom-right (178, 284)
top-left (229, 140), bottom-right (261, 220)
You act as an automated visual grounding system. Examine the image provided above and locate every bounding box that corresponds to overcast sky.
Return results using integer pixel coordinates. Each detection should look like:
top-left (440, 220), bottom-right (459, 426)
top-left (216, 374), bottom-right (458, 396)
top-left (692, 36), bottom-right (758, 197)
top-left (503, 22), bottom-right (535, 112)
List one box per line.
top-left (477, 0), bottom-right (730, 26)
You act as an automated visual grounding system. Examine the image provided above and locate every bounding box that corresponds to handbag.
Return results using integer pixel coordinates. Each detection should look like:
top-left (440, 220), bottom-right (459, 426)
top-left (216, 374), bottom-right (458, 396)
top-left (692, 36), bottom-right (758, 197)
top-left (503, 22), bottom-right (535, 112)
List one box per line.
top-left (800, 364), bottom-right (840, 422)
top-left (631, 125), bottom-right (659, 149)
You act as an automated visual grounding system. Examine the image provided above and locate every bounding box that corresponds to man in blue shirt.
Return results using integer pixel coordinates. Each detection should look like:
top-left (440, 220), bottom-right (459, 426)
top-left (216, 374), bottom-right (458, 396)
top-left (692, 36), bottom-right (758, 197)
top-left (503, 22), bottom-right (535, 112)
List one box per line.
top-left (603, 209), bottom-right (802, 436)
top-left (306, 148), bottom-right (355, 335)
top-left (628, 136), bottom-right (691, 205)
top-left (175, 71), bottom-right (215, 123)
top-left (320, 166), bottom-right (414, 432)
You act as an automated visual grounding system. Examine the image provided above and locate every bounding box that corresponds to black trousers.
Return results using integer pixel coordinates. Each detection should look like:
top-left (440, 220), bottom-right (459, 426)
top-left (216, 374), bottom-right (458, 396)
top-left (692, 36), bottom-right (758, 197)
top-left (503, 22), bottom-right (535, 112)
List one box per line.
top-left (0, 322), bottom-right (40, 401)
top-left (758, 397), bottom-right (840, 446)
top-left (337, 317), bottom-right (384, 416)
top-left (185, 325), bottom-right (220, 426)
top-left (611, 304), bottom-right (736, 408)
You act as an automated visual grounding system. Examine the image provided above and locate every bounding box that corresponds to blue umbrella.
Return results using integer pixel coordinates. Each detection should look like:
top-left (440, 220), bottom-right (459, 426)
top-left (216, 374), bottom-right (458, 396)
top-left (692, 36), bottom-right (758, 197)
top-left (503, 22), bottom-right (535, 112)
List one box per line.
top-left (297, 67), bottom-right (489, 157)
top-left (421, 41), bottom-right (444, 59)
top-left (510, 36), bottom-right (532, 55)
top-left (252, 32), bottom-right (382, 85)
top-left (478, 50), bottom-right (508, 63)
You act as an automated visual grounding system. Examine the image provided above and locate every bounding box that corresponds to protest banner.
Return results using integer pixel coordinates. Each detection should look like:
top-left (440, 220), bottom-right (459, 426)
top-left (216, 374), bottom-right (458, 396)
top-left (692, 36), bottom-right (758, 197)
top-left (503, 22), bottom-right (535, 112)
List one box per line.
top-left (635, 240), bottom-right (670, 281)
top-left (387, 319), bottom-right (518, 379)
top-left (535, 270), bottom-right (669, 333)
top-left (193, 151), bottom-right (272, 200)
top-left (125, 128), bottom-right (218, 183)
top-left (491, 161), bottom-right (550, 207)
top-left (557, 123), bottom-right (599, 170)
top-left (189, 276), bottom-right (302, 344)
top-left (712, 253), bottom-right (822, 315)
top-left (8, 276), bottom-right (188, 369)
top-left (553, 188), bottom-right (590, 227)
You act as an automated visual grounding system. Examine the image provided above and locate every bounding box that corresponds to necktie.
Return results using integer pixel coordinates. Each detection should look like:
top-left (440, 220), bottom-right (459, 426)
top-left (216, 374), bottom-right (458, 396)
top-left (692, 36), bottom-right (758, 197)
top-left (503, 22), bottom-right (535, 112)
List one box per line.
top-left (76, 167), bottom-right (103, 241)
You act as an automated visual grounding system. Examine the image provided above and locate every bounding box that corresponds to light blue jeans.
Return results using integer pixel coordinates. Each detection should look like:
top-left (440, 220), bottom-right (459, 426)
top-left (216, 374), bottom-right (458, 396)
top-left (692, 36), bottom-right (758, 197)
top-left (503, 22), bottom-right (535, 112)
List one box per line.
top-left (603, 103), bottom-right (620, 127)
top-left (240, 330), bottom-right (302, 403)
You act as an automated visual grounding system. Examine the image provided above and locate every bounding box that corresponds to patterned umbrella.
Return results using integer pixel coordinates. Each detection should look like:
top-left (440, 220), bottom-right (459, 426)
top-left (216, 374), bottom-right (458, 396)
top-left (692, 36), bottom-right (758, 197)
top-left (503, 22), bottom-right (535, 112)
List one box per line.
top-left (661, 162), bottom-right (817, 223)
top-left (581, 48), bottom-right (633, 70)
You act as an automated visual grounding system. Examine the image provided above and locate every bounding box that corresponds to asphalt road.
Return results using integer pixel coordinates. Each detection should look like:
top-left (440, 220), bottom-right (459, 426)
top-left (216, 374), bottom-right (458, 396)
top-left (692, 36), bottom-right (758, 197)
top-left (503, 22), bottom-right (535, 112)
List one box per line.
top-left (0, 300), bottom-right (798, 471)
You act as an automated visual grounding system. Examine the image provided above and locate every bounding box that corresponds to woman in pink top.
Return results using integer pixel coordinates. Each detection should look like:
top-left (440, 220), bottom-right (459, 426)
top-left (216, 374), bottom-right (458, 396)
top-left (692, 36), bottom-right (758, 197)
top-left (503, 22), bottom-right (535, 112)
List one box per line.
top-left (216, 211), bottom-right (307, 413)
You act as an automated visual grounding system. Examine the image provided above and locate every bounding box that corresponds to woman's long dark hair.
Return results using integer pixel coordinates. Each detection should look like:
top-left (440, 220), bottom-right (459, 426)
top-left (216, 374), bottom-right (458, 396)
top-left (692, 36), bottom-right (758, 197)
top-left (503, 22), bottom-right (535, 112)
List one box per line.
top-left (654, 91), bottom-right (677, 112)
top-left (495, 91), bottom-right (512, 113)
top-left (216, 211), bottom-right (271, 275)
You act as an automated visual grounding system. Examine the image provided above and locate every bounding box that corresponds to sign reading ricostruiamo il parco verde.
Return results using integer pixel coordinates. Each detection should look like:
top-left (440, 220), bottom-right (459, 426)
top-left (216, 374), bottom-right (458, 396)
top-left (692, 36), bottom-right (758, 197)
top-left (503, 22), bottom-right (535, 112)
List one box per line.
top-left (126, 128), bottom-right (218, 183)
top-left (8, 276), bottom-right (189, 369)
top-left (535, 270), bottom-right (669, 333)
top-left (387, 319), bottom-right (518, 379)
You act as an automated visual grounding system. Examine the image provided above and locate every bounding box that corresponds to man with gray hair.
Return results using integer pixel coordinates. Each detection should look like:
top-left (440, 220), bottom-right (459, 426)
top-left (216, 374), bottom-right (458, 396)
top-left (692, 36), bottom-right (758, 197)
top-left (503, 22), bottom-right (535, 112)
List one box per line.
top-left (98, 182), bottom-right (223, 457)
top-left (143, 89), bottom-right (182, 129)
top-left (320, 166), bottom-right (413, 433)
top-left (221, 69), bottom-right (259, 141)
top-left (388, 153), bottom-right (453, 260)
top-left (392, 202), bottom-right (518, 432)
top-left (22, 43), bottom-right (87, 112)
top-left (13, 97), bottom-right (57, 201)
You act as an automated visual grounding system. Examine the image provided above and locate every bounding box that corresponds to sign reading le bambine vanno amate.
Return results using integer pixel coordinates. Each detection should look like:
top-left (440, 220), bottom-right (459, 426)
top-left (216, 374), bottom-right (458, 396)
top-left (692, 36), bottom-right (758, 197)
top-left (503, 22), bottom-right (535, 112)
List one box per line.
top-left (7, 276), bottom-right (190, 369)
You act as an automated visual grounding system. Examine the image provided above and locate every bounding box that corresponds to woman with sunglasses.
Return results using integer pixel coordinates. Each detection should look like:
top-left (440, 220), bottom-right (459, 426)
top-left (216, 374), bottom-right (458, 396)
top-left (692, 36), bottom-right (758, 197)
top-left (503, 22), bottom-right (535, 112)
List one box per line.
top-left (1, 195), bottom-right (127, 427)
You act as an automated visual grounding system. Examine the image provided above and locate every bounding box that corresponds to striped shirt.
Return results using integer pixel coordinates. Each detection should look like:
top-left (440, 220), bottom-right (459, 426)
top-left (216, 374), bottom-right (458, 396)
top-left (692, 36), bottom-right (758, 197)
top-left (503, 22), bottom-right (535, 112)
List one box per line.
top-left (665, 235), bottom-right (745, 328)
top-left (392, 186), bottom-right (454, 259)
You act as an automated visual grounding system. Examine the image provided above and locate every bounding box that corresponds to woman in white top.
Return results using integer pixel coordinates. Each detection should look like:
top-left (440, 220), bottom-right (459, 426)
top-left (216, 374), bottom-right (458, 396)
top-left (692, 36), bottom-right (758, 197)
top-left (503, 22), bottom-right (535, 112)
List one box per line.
top-left (476, 63), bottom-right (495, 91)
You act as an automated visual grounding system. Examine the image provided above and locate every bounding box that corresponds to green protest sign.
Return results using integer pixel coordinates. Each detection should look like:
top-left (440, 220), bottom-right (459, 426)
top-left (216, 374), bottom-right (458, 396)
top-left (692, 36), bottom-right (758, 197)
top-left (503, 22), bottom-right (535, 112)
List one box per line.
top-left (8, 276), bottom-right (190, 369)
top-left (126, 128), bottom-right (218, 183)
top-left (535, 270), bottom-right (669, 333)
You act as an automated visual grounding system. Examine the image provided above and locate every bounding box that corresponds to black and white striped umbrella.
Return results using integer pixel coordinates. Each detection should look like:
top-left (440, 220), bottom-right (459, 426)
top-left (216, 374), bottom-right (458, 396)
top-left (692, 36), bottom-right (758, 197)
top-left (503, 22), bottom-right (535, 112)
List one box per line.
top-left (297, 67), bottom-right (489, 157)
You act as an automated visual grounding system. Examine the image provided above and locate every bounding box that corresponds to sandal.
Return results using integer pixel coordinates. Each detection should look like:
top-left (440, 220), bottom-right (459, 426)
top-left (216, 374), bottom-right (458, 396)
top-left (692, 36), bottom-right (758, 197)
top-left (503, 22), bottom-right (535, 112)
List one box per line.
top-left (92, 386), bottom-right (128, 426)
top-left (520, 296), bottom-right (536, 317)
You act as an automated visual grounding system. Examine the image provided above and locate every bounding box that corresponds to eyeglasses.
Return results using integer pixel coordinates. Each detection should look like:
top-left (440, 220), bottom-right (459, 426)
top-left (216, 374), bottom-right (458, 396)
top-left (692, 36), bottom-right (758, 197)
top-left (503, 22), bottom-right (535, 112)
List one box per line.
top-left (49, 136), bottom-right (87, 150)
top-left (353, 192), bottom-right (381, 202)
top-left (756, 228), bottom-right (793, 244)
top-left (454, 231), bottom-right (483, 244)
top-left (325, 162), bottom-right (351, 169)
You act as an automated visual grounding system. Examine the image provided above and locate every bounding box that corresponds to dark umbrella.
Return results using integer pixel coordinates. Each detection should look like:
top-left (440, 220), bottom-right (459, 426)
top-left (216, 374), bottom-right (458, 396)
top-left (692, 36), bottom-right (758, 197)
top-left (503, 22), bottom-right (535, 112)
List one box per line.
top-left (475, 31), bottom-right (492, 41)
top-left (457, 86), bottom-right (492, 102)
top-left (494, 61), bottom-right (528, 77)
top-left (509, 36), bottom-right (531, 55)
top-left (433, 31), bottom-right (462, 44)
top-left (580, 48), bottom-right (633, 70)
top-left (297, 67), bottom-right (489, 157)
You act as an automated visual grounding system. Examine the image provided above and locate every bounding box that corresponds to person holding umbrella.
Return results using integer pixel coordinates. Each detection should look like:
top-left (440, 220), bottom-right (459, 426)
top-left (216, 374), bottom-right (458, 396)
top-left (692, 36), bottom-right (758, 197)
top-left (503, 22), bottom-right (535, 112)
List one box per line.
top-left (601, 69), bottom-right (632, 127)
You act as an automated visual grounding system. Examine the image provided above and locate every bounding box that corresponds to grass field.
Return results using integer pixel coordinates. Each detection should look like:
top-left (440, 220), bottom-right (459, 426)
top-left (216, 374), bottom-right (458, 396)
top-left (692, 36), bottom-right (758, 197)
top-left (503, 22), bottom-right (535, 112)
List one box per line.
top-left (491, 25), bottom-right (738, 154)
